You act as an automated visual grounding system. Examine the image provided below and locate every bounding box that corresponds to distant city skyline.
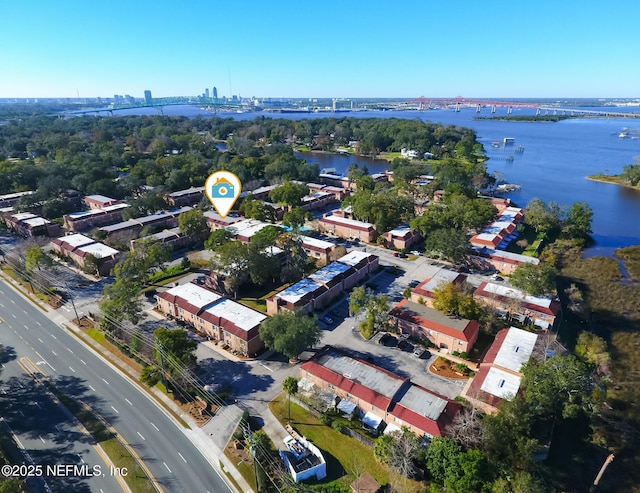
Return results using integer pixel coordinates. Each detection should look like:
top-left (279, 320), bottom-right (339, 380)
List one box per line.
top-left (1, 0), bottom-right (639, 99)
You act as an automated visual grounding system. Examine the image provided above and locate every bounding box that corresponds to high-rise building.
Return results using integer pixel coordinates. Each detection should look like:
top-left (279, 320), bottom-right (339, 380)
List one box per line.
top-left (212, 86), bottom-right (218, 99)
top-left (205, 88), bottom-right (210, 98)
top-left (144, 90), bottom-right (152, 103)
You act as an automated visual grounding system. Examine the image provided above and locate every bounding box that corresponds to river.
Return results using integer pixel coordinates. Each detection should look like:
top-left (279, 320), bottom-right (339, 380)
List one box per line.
top-left (102, 105), bottom-right (640, 255)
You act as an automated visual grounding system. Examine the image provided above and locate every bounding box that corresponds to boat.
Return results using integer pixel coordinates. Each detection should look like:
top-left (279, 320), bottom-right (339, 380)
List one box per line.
top-left (619, 132), bottom-right (629, 139)
top-left (491, 141), bottom-right (500, 148)
top-left (503, 137), bottom-right (515, 145)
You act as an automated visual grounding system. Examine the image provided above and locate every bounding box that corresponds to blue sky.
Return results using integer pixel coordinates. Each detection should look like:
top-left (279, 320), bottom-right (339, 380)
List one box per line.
top-left (1, 0), bottom-right (638, 99)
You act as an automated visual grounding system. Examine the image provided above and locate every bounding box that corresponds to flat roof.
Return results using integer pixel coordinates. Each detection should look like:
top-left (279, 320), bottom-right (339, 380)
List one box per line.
top-left (317, 350), bottom-right (406, 400)
top-left (164, 283), bottom-right (222, 309)
top-left (421, 270), bottom-right (462, 293)
top-left (483, 221), bottom-right (514, 234)
top-left (56, 233), bottom-right (95, 248)
top-left (23, 217), bottom-right (50, 227)
top-left (474, 232), bottom-right (502, 242)
top-left (481, 282), bottom-right (553, 309)
top-left (100, 219), bottom-right (138, 232)
top-left (203, 299), bottom-right (266, 331)
top-left (309, 262), bottom-right (351, 284)
top-left (77, 242), bottom-right (119, 259)
top-left (321, 215), bottom-right (374, 229)
top-left (168, 186), bottom-right (204, 197)
top-left (11, 212), bottom-right (37, 220)
top-left (493, 327), bottom-right (538, 373)
top-left (85, 194), bottom-right (117, 203)
top-left (386, 227), bottom-right (412, 237)
top-left (472, 247), bottom-right (539, 265)
top-left (480, 367), bottom-right (522, 400)
top-left (276, 278), bottom-right (323, 304)
top-left (226, 218), bottom-right (271, 239)
top-left (203, 211), bottom-right (242, 224)
top-left (396, 385), bottom-right (448, 421)
top-left (300, 236), bottom-right (335, 250)
top-left (0, 191), bottom-right (34, 200)
top-left (66, 203), bottom-right (128, 219)
top-left (149, 227), bottom-right (181, 241)
top-left (337, 250), bottom-right (375, 266)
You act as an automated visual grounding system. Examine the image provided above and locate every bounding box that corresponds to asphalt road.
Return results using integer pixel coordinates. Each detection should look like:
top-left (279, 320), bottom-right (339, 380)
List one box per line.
top-left (0, 279), bottom-right (233, 493)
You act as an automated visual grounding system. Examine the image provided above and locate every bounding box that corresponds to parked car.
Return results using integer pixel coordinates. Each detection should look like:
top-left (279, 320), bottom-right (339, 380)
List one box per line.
top-left (321, 315), bottom-right (334, 325)
top-left (491, 274), bottom-right (504, 282)
top-left (410, 250), bottom-right (422, 256)
top-left (378, 333), bottom-right (391, 345)
top-left (413, 347), bottom-right (426, 358)
top-left (397, 339), bottom-right (412, 352)
top-left (408, 279), bottom-right (420, 288)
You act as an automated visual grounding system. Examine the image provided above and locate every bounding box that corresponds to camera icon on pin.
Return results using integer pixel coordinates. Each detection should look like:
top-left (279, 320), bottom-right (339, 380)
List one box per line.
top-left (210, 178), bottom-right (235, 198)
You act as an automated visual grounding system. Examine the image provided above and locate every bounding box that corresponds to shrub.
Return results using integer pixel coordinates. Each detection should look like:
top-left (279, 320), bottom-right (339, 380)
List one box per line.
top-left (331, 420), bottom-right (343, 433)
top-left (319, 412), bottom-right (333, 427)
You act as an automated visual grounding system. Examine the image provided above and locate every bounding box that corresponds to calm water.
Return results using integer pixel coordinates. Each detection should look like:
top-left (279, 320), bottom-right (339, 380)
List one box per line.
top-left (106, 105), bottom-right (640, 254)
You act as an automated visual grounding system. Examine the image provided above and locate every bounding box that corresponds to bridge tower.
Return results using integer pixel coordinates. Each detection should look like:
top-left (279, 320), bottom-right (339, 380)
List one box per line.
top-left (507, 106), bottom-right (512, 115)
top-left (476, 104), bottom-right (481, 113)
top-left (491, 105), bottom-right (496, 114)
top-left (535, 108), bottom-right (540, 116)
top-left (455, 103), bottom-right (460, 112)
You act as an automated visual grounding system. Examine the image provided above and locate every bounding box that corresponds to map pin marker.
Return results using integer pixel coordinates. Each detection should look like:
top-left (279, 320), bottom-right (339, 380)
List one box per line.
top-left (204, 171), bottom-right (242, 218)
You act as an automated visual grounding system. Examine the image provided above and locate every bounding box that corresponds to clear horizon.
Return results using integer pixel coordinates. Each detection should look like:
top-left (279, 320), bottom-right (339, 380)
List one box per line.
top-left (1, 0), bottom-right (639, 99)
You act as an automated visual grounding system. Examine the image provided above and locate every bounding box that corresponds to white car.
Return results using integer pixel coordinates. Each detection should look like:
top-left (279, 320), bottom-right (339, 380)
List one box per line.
top-left (410, 250), bottom-right (422, 256)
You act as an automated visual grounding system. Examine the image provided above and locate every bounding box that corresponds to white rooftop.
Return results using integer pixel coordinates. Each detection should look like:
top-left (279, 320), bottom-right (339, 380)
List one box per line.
top-left (483, 221), bottom-right (514, 234)
top-left (85, 194), bottom-right (117, 203)
top-left (57, 234), bottom-right (95, 248)
top-left (77, 242), bottom-right (119, 259)
top-left (337, 250), bottom-right (374, 266)
top-left (67, 203), bottom-right (128, 219)
top-left (422, 270), bottom-right (462, 293)
top-left (168, 186), bottom-right (204, 197)
top-left (309, 262), bottom-right (351, 284)
top-left (397, 385), bottom-right (448, 421)
top-left (474, 247), bottom-right (539, 265)
top-left (23, 217), bottom-right (51, 227)
top-left (493, 327), bottom-right (538, 373)
top-left (299, 236), bottom-right (335, 250)
top-left (164, 283), bottom-right (222, 309)
top-left (321, 215), bottom-right (374, 229)
top-left (473, 232), bottom-right (502, 242)
top-left (12, 212), bottom-right (37, 220)
top-left (480, 367), bottom-right (522, 400)
top-left (203, 210), bottom-right (241, 224)
top-left (0, 191), bottom-right (34, 201)
top-left (226, 219), bottom-right (270, 239)
top-left (204, 299), bottom-right (266, 331)
top-left (387, 226), bottom-right (412, 237)
top-left (482, 282), bottom-right (553, 309)
top-left (276, 278), bottom-right (323, 304)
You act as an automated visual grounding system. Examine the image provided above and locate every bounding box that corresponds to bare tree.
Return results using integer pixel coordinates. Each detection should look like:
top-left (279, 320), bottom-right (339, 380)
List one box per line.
top-left (445, 406), bottom-right (485, 449)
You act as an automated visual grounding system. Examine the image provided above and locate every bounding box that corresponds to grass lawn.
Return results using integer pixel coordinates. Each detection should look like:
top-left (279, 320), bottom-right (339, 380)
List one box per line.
top-left (268, 394), bottom-right (434, 493)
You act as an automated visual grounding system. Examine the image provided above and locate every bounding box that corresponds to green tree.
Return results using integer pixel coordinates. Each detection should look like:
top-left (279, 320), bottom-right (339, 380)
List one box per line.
top-left (25, 246), bottom-right (50, 272)
top-left (282, 376), bottom-right (299, 423)
top-left (178, 208), bottom-right (208, 236)
top-left (154, 326), bottom-right (198, 371)
top-left (240, 196), bottom-right (278, 223)
top-left (258, 310), bottom-right (322, 361)
top-left (432, 281), bottom-right (483, 320)
top-left (140, 365), bottom-right (162, 386)
top-left (524, 198), bottom-right (562, 234)
top-left (426, 436), bottom-right (462, 484)
top-left (424, 228), bottom-right (469, 262)
top-left (574, 331), bottom-right (610, 374)
top-left (282, 207), bottom-right (310, 230)
top-left (99, 277), bottom-right (144, 326)
top-left (621, 163), bottom-right (640, 186)
top-left (269, 181), bottom-right (309, 207)
top-left (509, 262), bottom-right (557, 296)
top-left (562, 201), bottom-right (593, 239)
top-left (204, 228), bottom-right (233, 251)
top-left (251, 225), bottom-right (284, 248)
top-left (276, 233), bottom-right (308, 283)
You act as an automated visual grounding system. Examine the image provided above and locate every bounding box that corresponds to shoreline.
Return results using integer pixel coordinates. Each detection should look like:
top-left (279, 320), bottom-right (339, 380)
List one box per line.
top-left (586, 175), bottom-right (640, 191)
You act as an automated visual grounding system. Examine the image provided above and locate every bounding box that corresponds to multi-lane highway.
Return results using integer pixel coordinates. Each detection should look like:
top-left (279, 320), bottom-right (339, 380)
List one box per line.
top-left (0, 279), bottom-right (233, 493)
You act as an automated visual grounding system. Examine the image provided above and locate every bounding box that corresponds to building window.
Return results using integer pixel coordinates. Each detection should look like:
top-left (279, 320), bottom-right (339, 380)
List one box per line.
top-left (499, 379), bottom-right (506, 388)
top-left (458, 340), bottom-right (463, 345)
top-left (328, 384), bottom-right (334, 390)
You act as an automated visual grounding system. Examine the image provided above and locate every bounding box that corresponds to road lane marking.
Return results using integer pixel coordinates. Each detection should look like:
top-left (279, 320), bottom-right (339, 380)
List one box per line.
top-left (36, 321), bottom-right (41, 326)
top-left (34, 351), bottom-right (55, 372)
top-left (111, 406), bottom-right (119, 414)
top-left (22, 310), bottom-right (27, 315)
top-left (39, 435), bottom-right (45, 444)
top-left (88, 385), bottom-right (96, 392)
top-left (10, 300), bottom-right (15, 304)
top-left (163, 462), bottom-right (172, 473)
top-left (259, 362), bottom-right (274, 372)
top-left (38, 338), bottom-right (44, 343)
top-left (51, 334), bottom-right (57, 340)
top-left (66, 348), bottom-right (73, 353)
top-left (51, 350), bottom-right (57, 356)
top-left (78, 454), bottom-right (85, 464)
top-left (23, 324), bottom-right (29, 330)
top-left (125, 398), bottom-right (132, 406)
top-left (18, 411), bottom-right (24, 417)
top-left (150, 422), bottom-right (159, 432)
top-left (137, 432), bottom-right (145, 441)
top-left (178, 452), bottom-right (187, 463)
top-left (80, 359), bottom-right (86, 365)
top-left (11, 314), bottom-right (16, 318)
top-left (102, 378), bottom-right (109, 385)
top-left (0, 303), bottom-right (3, 307)
top-left (69, 367), bottom-right (75, 373)
top-left (34, 402), bottom-right (41, 409)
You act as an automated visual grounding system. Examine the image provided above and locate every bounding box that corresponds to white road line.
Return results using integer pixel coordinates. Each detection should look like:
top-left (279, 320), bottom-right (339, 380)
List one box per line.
top-left (14, 436), bottom-right (24, 449)
top-left (80, 359), bottom-right (86, 365)
top-left (22, 310), bottom-right (27, 315)
top-left (51, 334), bottom-right (56, 340)
top-left (39, 435), bottom-right (45, 444)
top-left (0, 303), bottom-right (3, 307)
top-left (51, 350), bottom-right (57, 356)
top-left (0, 289), bottom-right (4, 294)
top-left (102, 378), bottom-right (109, 385)
top-left (11, 314), bottom-right (16, 318)
top-left (10, 299), bottom-right (15, 304)
top-left (150, 422), bottom-right (159, 432)
top-left (163, 462), bottom-right (172, 473)
top-left (36, 321), bottom-right (41, 326)
top-left (34, 351), bottom-right (56, 372)
top-left (259, 362), bottom-right (274, 372)
top-left (34, 402), bottom-right (41, 409)
top-left (137, 432), bottom-right (145, 441)
top-left (18, 411), bottom-right (24, 417)
top-left (69, 367), bottom-right (75, 373)
top-left (78, 454), bottom-right (85, 464)
top-left (111, 406), bottom-right (119, 414)
top-left (23, 324), bottom-right (29, 330)
top-left (178, 452), bottom-right (187, 463)
top-left (125, 398), bottom-right (132, 406)
top-left (38, 338), bottom-right (44, 343)
top-left (67, 348), bottom-right (73, 353)
top-left (89, 385), bottom-right (96, 392)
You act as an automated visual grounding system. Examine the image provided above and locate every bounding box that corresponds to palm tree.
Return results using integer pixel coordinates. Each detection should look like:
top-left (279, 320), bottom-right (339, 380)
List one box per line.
top-left (282, 376), bottom-right (299, 424)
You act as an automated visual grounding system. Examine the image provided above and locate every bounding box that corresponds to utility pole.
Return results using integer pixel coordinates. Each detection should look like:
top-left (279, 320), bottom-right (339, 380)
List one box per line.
top-left (589, 454), bottom-right (614, 492)
top-left (156, 341), bottom-right (169, 391)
